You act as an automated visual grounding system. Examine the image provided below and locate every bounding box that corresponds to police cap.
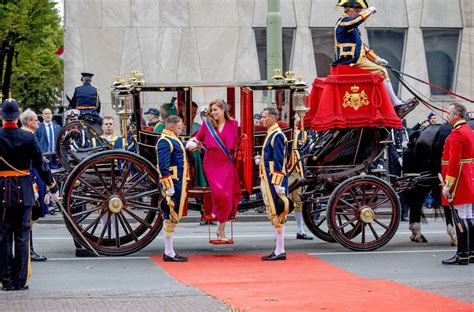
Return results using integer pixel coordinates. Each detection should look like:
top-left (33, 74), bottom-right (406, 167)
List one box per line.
top-left (144, 108), bottom-right (160, 117)
top-left (65, 109), bottom-right (80, 119)
top-left (1, 98), bottom-right (20, 120)
top-left (81, 72), bottom-right (94, 78)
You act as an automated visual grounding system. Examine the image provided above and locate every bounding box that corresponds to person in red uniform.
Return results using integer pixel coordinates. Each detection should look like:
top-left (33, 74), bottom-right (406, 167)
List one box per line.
top-left (441, 103), bottom-right (474, 265)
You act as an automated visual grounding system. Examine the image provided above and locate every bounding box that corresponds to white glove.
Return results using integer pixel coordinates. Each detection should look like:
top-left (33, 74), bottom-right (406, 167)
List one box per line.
top-left (375, 57), bottom-right (388, 66)
top-left (44, 193), bottom-right (51, 205)
top-left (50, 190), bottom-right (60, 203)
top-left (274, 185), bottom-right (285, 195)
top-left (367, 6), bottom-right (377, 14)
top-left (442, 185), bottom-right (452, 200)
top-left (398, 157), bottom-right (403, 167)
top-left (377, 164), bottom-right (384, 170)
top-left (165, 187), bottom-right (175, 197)
top-left (254, 155), bottom-right (261, 165)
top-left (186, 140), bottom-right (197, 149)
top-left (34, 191), bottom-right (40, 201)
top-left (401, 141), bottom-right (408, 149)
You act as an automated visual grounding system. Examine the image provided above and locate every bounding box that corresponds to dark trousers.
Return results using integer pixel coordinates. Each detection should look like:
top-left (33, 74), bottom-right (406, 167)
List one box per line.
top-left (0, 206), bottom-right (31, 289)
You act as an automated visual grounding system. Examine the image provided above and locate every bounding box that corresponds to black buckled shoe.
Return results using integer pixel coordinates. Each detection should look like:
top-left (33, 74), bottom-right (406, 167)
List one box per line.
top-left (163, 253), bottom-right (188, 262)
top-left (296, 233), bottom-right (313, 240)
top-left (1, 285), bottom-right (14, 291)
top-left (441, 255), bottom-right (469, 265)
top-left (31, 250), bottom-right (47, 262)
top-left (394, 98), bottom-right (418, 118)
top-left (469, 255), bottom-right (474, 264)
top-left (14, 285), bottom-right (29, 291)
top-left (261, 252), bottom-right (286, 261)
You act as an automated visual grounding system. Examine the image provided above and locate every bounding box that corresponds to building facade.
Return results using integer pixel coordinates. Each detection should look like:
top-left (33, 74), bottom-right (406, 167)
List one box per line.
top-left (64, 0), bottom-right (473, 125)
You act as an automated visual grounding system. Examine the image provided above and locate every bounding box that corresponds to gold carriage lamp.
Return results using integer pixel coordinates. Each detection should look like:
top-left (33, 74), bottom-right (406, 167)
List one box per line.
top-left (292, 76), bottom-right (309, 134)
top-left (111, 75), bottom-right (134, 146)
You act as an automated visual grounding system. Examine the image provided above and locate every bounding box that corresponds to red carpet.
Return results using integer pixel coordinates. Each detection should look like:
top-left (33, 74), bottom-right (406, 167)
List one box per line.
top-left (151, 254), bottom-right (473, 311)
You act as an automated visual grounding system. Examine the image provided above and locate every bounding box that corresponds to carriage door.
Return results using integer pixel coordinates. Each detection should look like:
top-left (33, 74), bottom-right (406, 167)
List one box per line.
top-left (240, 87), bottom-right (254, 193)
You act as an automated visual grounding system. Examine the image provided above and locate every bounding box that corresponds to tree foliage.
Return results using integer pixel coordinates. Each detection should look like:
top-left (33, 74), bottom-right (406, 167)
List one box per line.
top-left (0, 0), bottom-right (63, 112)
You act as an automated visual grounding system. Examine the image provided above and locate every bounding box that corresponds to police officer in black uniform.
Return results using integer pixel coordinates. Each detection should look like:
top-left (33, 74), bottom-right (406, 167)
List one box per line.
top-left (0, 99), bottom-right (59, 291)
top-left (69, 72), bottom-right (102, 126)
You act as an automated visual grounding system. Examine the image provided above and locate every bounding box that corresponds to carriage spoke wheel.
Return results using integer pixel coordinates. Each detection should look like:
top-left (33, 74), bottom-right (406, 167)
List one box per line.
top-left (326, 175), bottom-right (400, 251)
top-left (62, 150), bottom-right (163, 256)
top-left (56, 120), bottom-right (110, 171)
top-left (302, 199), bottom-right (335, 243)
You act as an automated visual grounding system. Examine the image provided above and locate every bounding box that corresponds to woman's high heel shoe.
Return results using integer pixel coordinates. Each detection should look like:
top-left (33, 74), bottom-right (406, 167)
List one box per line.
top-left (216, 231), bottom-right (230, 242)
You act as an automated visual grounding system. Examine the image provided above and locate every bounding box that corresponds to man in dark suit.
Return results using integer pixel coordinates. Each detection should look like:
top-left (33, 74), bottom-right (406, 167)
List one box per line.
top-left (0, 99), bottom-right (59, 291)
top-left (35, 108), bottom-right (61, 169)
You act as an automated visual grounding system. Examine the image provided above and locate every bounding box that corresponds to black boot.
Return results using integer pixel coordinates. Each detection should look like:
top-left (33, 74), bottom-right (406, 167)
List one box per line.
top-left (468, 219), bottom-right (474, 264)
top-left (30, 231), bottom-right (47, 262)
top-left (442, 219), bottom-right (469, 265)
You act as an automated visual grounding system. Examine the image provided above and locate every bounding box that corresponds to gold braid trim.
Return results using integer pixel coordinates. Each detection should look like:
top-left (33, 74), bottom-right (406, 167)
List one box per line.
top-left (0, 157), bottom-right (30, 175)
top-left (163, 220), bottom-right (177, 238)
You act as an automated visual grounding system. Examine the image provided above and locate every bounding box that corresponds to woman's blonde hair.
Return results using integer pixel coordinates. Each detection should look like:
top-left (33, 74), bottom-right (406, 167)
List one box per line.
top-left (207, 99), bottom-right (233, 128)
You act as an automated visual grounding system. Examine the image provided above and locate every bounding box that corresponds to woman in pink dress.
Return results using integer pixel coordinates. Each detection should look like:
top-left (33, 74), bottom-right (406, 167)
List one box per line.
top-left (191, 99), bottom-right (241, 241)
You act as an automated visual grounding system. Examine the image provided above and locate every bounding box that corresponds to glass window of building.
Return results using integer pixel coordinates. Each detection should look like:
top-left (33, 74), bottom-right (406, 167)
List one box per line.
top-left (254, 28), bottom-right (295, 80)
top-left (367, 29), bottom-right (406, 95)
top-left (310, 28), bottom-right (334, 78)
top-left (422, 29), bottom-right (461, 96)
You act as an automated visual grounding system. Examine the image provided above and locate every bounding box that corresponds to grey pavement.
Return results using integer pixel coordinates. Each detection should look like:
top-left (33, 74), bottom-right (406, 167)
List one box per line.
top-left (1, 219), bottom-right (472, 311)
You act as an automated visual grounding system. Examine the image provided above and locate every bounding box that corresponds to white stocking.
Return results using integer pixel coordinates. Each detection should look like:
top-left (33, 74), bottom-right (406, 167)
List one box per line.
top-left (273, 226), bottom-right (286, 255)
top-left (384, 80), bottom-right (403, 106)
top-left (163, 232), bottom-right (175, 257)
top-left (295, 211), bottom-right (304, 235)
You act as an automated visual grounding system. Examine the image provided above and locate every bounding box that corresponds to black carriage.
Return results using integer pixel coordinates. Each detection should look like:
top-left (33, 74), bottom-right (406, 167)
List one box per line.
top-left (56, 70), bottom-right (414, 256)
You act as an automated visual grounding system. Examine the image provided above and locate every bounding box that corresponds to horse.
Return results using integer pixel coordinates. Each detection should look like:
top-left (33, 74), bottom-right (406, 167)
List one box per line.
top-left (402, 118), bottom-right (474, 245)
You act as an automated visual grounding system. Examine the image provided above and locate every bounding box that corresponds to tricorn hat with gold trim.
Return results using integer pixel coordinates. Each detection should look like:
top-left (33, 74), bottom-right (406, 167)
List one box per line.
top-left (274, 196), bottom-right (295, 216)
top-left (160, 196), bottom-right (175, 215)
top-left (336, 0), bottom-right (368, 9)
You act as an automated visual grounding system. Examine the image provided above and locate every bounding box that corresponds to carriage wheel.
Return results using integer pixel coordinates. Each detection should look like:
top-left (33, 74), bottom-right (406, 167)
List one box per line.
top-left (62, 150), bottom-right (163, 256)
top-left (302, 200), bottom-right (335, 243)
top-left (56, 121), bottom-right (110, 171)
top-left (326, 175), bottom-right (400, 251)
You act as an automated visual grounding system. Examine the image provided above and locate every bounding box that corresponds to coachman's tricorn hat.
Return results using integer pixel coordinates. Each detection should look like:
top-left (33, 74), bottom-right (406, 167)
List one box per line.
top-left (336, 0), bottom-right (368, 9)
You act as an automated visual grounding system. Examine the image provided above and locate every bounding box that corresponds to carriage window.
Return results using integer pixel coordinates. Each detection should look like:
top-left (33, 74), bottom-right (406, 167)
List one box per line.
top-left (310, 28), bottom-right (334, 78)
top-left (366, 29), bottom-right (406, 95)
top-left (254, 28), bottom-right (296, 80)
top-left (422, 29), bottom-right (461, 96)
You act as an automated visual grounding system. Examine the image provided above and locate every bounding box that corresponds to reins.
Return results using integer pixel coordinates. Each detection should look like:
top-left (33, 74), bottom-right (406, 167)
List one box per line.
top-left (387, 65), bottom-right (473, 103)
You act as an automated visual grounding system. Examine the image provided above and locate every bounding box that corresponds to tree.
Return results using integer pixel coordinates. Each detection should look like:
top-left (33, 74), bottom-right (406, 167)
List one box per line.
top-left (0, 0), bottom-right (63, 111)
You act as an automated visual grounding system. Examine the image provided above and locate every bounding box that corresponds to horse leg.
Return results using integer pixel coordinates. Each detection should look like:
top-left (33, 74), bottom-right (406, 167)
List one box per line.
top-left (407, 188), bottom-right (428, 243)
top-left (444, 205), bottom-right (457, 246)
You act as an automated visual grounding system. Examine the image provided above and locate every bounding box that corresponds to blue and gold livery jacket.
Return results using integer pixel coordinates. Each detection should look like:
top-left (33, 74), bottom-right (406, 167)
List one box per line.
top-left (156, 129), bottom-right (189, 221)
top-left (259, 123), bottom-right (288, 190)
top-left (70, 82), bottom-right (101, 113)
top-left (0, 123), bottom-right (57, 209)
top-left (332, 10), bottom-right (378, 66)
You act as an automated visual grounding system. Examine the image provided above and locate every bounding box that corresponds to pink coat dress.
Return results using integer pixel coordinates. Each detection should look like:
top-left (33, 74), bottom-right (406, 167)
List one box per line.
top-left (195, 119), bottom-right (242, 222)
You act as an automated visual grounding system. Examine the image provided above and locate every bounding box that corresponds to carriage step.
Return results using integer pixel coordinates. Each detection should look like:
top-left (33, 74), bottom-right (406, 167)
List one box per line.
top-left (209, 239), bottom-right (234, 245)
